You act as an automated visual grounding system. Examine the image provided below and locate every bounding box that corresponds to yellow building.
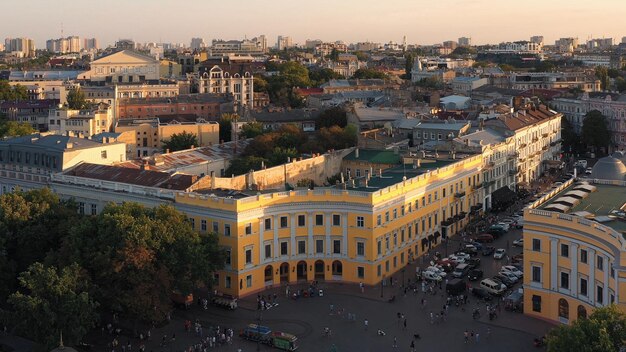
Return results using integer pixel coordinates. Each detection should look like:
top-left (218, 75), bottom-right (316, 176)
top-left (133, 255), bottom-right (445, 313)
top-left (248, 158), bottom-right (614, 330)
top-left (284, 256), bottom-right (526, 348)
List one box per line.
top-left (115, 117), bottom-right (219, 158)
top-left (48, 103), bottom-right (114, 138)
top-left (523, 157), bottom-right (626, 324)
top-left (160, 59), bottom-right (182, 79)
top-left (175, 153), bottom-right (484, 297)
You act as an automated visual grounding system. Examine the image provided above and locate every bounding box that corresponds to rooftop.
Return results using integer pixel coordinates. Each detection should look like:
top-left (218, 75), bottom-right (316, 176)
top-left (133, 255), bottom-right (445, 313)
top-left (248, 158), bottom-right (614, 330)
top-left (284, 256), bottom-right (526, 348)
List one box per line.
top-left (119, 93), bottom-right (231, 105)
top-left (0, 134), bottom-right (110, 151)
top-left (347, 159), bottom-right (458, 192)
top-left (65, 163), bottom-right (197, 190)
top-left (541, 182), bottom-right (626, 233)
top-left (343, 149), bottom-right (402, 165)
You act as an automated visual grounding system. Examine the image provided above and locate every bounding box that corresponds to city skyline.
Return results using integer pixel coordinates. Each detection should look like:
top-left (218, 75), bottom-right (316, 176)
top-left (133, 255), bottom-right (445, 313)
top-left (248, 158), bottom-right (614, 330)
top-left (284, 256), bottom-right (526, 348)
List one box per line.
top-left (1, 0), bottom-right (624, 48)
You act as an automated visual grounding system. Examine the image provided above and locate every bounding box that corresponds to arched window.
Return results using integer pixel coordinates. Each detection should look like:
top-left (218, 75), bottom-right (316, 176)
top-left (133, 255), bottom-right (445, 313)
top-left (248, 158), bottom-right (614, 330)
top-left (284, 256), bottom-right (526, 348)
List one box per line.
top-left (558, 298), bottom-right (569, 320)
top-left (577, 305), bottom-right (587, 319)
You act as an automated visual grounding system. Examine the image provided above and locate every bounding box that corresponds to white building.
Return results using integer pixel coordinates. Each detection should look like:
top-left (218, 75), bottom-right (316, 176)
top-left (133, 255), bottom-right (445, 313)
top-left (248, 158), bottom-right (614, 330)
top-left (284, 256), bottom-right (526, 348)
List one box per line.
top-left (80, 50), bottom-right (160, 83)
top-left (196, 56), bottom-right (255, 107)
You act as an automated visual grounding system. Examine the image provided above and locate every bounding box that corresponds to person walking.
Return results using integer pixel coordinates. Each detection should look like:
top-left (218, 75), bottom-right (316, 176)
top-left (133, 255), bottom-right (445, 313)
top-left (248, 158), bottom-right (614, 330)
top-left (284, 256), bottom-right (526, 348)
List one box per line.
top-left (393, 336), bottom-right (398, 349)
top-left (359, 281), bottom-right (364, 293)
top-left (364, 318), bottom-right (369, 331)
top-left (464, 330), bottom-right (469, 344)
top-left (475, 332), bottom-right (480, 343)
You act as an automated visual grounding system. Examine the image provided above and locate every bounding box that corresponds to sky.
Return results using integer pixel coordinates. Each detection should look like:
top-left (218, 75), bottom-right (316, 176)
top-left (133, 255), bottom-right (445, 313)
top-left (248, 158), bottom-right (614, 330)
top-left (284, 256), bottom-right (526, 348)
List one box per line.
top-left (1, 0), bottom-right (625, 48)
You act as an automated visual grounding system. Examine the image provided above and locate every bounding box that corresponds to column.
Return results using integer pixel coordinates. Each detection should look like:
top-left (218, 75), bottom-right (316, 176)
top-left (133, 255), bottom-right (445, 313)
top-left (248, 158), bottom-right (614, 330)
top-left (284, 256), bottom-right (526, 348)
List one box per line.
top-left (588, 249), bottom-right (596, 304)
top-left (570, 243), bottom-right (578, 297)
top-left (342, 212), bottom-right (348, 256)
top-left (604, 256), bottom-right (609, 305)
top-left (550, 239), bottom-right (558, 290)
top-left (290, 215), bottom-right (296, 258)
top-left (259, 219), bottom-right (264, 264)
top-left (273, 215), bottom-right (279, 260)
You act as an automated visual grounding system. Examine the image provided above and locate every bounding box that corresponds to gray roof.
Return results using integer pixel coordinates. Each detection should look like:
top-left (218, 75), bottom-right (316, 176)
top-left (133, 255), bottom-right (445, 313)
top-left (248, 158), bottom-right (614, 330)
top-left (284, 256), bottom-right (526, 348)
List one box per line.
top-left (91, 132), bottom-right (122, 143)
top-left (353, 107), bottom-right (405, 122)
top-left (590, 156), bottom-right (626, 181)
top-left (0, 134), bottom-right (105, 151)
top-left (392, 118), bottom-right (422, 130)
top-left (415, 122), bottom-right (469, 131)
top-left (455, 128), bottom-right (506, 146)
top-left (9, 70), bottom-right (82, 81)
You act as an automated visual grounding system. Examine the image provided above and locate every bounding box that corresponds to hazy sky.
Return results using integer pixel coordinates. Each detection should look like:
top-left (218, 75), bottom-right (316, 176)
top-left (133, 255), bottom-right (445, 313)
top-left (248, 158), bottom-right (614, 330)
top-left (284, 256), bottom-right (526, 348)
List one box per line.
top-left (2, 0), bottom-right (625, 47)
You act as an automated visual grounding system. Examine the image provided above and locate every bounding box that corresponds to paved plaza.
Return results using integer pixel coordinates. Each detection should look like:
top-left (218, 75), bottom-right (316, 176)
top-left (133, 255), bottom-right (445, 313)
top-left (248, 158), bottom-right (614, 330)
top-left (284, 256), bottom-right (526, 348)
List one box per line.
top-left (61, 225), bottom-right (554, 352)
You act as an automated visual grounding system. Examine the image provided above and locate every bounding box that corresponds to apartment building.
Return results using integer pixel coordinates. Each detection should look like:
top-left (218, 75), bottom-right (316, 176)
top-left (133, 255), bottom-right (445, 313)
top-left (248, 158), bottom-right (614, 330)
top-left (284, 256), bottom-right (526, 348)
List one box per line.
top-left (553, 92), bottom-right (626, 150)
top-left (114, 116), bottom-right (219, 157)
top-left (3, 37), bottom-right (35, 57)
top-left (509, 72), bottom-right (601, 92)
top-left (117, 93), bottom-right (232, 120)
top-left (485, 105), bottom-right (562, 184)
top-left (0, 99), bottom-right (60, 131)
top-left (46, 36), bottom-right (81, 53)
top-left (195, 56), bottom-right (257, 107)
top-left (0, 133), bottom-right (126, 194)
top-left (47, 103), bottom-right (114, 138)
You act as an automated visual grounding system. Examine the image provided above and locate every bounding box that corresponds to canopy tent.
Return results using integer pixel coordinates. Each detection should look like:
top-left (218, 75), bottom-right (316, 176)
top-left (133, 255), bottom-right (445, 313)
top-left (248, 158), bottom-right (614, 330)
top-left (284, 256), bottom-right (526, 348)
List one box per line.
top-left (544, 203), bottom-right (570, 213)
top-left (553, 196), bottom-right (580, 207)
top-left (564, 190), bottom-right (589, 199)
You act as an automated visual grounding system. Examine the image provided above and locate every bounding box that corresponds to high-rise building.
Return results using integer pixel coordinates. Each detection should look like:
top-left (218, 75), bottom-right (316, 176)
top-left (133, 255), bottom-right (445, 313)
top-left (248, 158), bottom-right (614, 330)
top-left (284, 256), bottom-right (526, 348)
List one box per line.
top-left (46, 36), bottom-right (81, 53)
top-left (458, 37), bottom-right (472, 47)
top-left (442, 40), bottom-right (458, 50)
top-left (252, 35), bottom-right (268, 53)
top-left (84, 38), bottom-right (99, 51)
top-left (587, 38), bottom-right (613, 50)
top-left (555, 37), bottom-right (579, 53)
top-left (530, 36), bottom-right (544, 46)
top-left (190, 37), bottom-right (207, 50)
top-left (276, 35), bottom-right (293, 50)
top-left (4, 37), bottom-right (35, 57)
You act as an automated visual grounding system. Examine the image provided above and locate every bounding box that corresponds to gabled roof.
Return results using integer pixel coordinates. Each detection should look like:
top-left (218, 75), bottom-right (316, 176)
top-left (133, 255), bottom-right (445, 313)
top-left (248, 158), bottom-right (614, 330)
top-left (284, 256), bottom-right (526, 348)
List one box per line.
top-left (92, 50), bottom-right (158, 64)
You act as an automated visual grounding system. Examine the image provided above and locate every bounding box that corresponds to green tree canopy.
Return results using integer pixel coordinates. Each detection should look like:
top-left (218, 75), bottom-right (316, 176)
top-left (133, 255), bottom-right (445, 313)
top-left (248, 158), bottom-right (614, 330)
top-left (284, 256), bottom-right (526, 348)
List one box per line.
top-left (225, 155), bottom-right (267, 176)
top-left (316, 106), bottom-right (347, 129)
top-left (162, 131), bottom-right (199, 152)
top-left (351, 68), bottom-right (388, 80)
top-left (0, 120), bottom-right (35, 138)
top-left (404, 53), bottom-right (415, 79)
top-left (218, 113), bottom-right (236, 142)
top-left (547, 305), bottom-right (626, 352)
top-left (7, 262), bottom-right (99, 350)
top-left (59, 203), bottom-right (225, 322)
top-left (581, 110), bottom-right (612, 154)
top-left (595, 66), bottom-right (609, 91)
top-left (66, 88), bottom-right (89, 110)
top-left (309, 68), bottom-right (344, 85)
top-left (0, 81), bottom-right (28, 101)
top-left (240, 121), bottom-right (265, 139)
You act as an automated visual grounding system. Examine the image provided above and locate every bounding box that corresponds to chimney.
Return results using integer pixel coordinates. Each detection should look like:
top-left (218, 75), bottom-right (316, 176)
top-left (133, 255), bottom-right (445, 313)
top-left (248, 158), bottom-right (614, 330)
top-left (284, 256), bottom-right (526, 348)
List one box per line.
top-left (355, 148), bottom-right (359, 158)
top-left (379, 168), bottom-right (382, 177)
top-left (190, 145), bottom-right (195, 149)
top-left (166, 148), bottom-right (170, 154)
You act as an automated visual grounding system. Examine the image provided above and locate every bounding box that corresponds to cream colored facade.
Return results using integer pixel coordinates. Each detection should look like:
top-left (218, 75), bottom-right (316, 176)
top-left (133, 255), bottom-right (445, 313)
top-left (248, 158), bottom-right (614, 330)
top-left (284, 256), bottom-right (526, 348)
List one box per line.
top-left (523, 179), bottom-right (626, 324)
top-left (48, 104), bottom-right (114, 138)
top-left (51, 153), bottom-right (484, 298)
top-left (81, 50), bottom-right (160, 82)
top-left (115, 118), bottom-right (219, 158)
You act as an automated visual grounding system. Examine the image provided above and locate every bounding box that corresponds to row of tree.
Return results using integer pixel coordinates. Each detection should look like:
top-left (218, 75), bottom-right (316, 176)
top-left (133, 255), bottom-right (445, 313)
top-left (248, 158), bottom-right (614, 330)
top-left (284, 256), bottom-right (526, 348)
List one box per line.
top-left (225, 107), bottom-right (357, 176)
top-left (0, 189), bottom-right (225, 349)
top-left (561, 110), bottom-right (612, 155)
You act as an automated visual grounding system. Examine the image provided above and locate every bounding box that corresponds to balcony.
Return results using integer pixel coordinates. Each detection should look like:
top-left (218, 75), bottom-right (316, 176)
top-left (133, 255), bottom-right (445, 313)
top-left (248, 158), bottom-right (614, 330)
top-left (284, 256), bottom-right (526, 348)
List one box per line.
top-left (507, 152), bottom-right (518, 160)
top-left (542, 145), bottom-right (548, 151)
top-left (519, 143), bottom-right (527, 148)
top-left (482, 180), bottom-right (495, 188)
top-left (532, 137), bottom-right (539, 142)
top-left (542, 133), bottom-right (548, 138)
top-left (484, 161), bottom-right (495, 169)
top-left (454, 191), bottom-right (466, 199)
top-left (509, 169), bottom-right (517, 176)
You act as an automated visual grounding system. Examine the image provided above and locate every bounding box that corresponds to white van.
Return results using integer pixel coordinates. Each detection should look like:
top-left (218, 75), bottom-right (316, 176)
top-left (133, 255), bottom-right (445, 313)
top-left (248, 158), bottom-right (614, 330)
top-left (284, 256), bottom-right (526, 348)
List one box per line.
top-left (480, 278), bottom-right (506, 295)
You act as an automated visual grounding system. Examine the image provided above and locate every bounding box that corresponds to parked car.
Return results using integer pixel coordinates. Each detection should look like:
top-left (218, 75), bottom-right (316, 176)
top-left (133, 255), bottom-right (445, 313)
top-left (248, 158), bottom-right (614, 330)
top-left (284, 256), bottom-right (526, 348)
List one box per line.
top-left (448, 255), bottom-right (466, 264)
top-left (501, 265), bottom-right (523, 278)
top-left (511, 253), bottom-right (523, 264)
top-left (504, 291), bottom-right (524, 312)
top-left (493, 274), bottom-right (516, 287)
top-left (487, 227), bottom-right (506, 238)
top-left (468, 269), bottom-right (483, 281)
top-left (423, 271), bottom-right (443, 282)
top-left (470, 242), bottom-right (483, 250)
top-left (436, 259), bottom-right (456, 272)
top-left (481, 246), bottom-right (495, 256)
top-left (493, 248), bottom-right (506, 260)
top-left (452, 264), bottom-right (470, 279)
top-left (495, 223), bottom-right (510, 232)
top-left (475, 234), bottom-right (494, 243)
top-left (470, 287), bottom-right (493, 301)
top-left (498, 271), bottom-right (520, 283)
top-left (463, 245), bottom-right (478, 256)
top-left (578, 160), bottom-right (588, 168)
top-left (480, 278), bottom-right (507, 296)
top-left (515, 219), bottom-right (524, 228)
top-left (452, 252), bottom-right (471, 261)
top-left (500, 218), bottom-right (516, 226)
top-left (466, 257), bottom-right (481, 269)
top-left (585, 167), bottom-right (593, 175)
top-left (425, 266), bottom-right (447, 278)
top-left (512, 238), bottom-right (524, 247)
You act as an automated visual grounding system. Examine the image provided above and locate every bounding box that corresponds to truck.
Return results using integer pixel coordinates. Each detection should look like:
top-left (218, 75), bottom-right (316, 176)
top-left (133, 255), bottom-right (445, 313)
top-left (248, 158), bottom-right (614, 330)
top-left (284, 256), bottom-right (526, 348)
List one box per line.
top-left (239, 324), bottom-right (298, 351)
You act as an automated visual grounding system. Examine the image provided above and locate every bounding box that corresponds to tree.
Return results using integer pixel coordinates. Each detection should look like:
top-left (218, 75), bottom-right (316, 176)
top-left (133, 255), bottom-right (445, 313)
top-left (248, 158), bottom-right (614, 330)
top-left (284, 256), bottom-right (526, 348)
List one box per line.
top-left (161, 131), bottom-right (199, 152)
top-left (309, 68), bottom-right (343, 85)
top-left (616, 77), bottom-right (626, 92)
top-left (225, 156), bottom-right (267, 176)
top-left (547, 305), bottom-right (626, 352)
top-left (499, 64), bottom-right (516, 72)
top-left (59, 203), bottom-right (225, 323)
top-left (352, 68), bottom-right (388, 80)
top-left (607, 68), bottom-right (620, 79)
top-left (7, 263), bottom-right (99, 350)
top-left (560, 116), bottom-right (583, 154)
top-left (0, 81), bottom-right (28, 101)
top-left (218, 113), bottom-right (236, 142)
top-left (240, 122), bottom-right (264, 139)
top-left (595, 66), bottom-right (609, 91)
top-left (316, 107), bottom-right (347, 129)
top-left (0, 120), bottom-right (35, 138)
top-left (404, 53), bottom-right (415, 79)
top-left (267, 147), bottom-right (299, 166)
top-left (581, 110), bottom-right (611, 154)
top-left (328, 48), bottom-right (339, 62)
top-left (317, 124), bottom-right (358, 151)
top-left (535, 61), bottom-right (556, 72)
top-left (254, 76), bottom-right (269, 93)
top-left (66, 88), bottom-right (89, 110)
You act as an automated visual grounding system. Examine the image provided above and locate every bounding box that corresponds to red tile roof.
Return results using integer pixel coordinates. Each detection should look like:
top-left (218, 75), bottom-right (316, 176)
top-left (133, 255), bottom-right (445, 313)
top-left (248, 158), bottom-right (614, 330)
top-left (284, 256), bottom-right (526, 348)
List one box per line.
top-left (66, 163), bottom-right (196, 190)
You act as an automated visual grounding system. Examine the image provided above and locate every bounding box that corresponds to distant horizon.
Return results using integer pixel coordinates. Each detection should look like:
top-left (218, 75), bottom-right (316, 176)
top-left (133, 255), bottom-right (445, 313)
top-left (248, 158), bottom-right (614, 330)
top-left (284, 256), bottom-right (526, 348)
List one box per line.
top-left (1, 0), bottom-right (625, 48)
